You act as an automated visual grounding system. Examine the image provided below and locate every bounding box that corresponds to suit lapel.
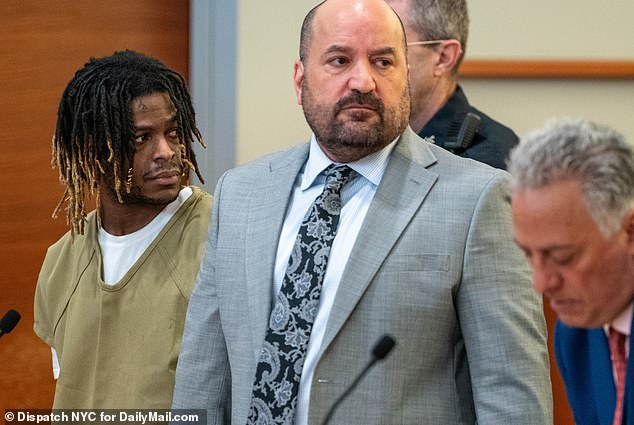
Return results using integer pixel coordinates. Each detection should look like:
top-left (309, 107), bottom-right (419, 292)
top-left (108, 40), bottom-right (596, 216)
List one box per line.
top-left (244, 145), bottom-right (309, 359)
top-left (320, 129), bottom-right (439, 353)
top-left (588, 329), bottom-right (618, 425)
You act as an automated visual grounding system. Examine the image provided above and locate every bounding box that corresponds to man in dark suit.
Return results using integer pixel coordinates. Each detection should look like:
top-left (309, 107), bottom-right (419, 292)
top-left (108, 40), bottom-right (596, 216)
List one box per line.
top-left (387, 0), bottom-right (517, 169)
top-left (510, 118), bottom-right (634, 425)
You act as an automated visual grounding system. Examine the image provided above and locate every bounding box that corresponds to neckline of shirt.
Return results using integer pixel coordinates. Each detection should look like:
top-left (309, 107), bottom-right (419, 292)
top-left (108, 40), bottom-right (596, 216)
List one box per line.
top-left (604, 302), bottom-right (633, 337)
top-left (98, 186), bottom-right (193, 243)
top-left (300, 134), bottom-right (399, 191)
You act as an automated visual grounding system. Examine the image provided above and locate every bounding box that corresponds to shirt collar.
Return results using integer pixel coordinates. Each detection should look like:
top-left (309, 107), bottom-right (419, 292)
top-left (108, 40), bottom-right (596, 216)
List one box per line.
top-left (604, 302), bottom-right (633, 337)
top-left (301, 134), bottom-right (399, 191)
top-left (419, 85), bottom-right (468, 145)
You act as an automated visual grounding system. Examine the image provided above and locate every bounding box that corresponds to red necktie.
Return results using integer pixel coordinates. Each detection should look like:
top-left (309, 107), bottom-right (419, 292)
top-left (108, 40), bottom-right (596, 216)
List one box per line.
top-left (609, 327), bottom-right (628, 425)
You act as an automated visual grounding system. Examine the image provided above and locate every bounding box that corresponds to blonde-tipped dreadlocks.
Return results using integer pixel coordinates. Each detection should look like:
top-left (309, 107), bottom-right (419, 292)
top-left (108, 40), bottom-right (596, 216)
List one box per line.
top-left (51, 50), bottom-right (205, 236)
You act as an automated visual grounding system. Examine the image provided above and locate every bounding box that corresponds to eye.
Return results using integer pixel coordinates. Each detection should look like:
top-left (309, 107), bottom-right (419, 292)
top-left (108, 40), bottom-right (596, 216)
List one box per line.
top-left (550, 254), bottom-right (574, 266)
top-left (134, 133), bottom-right (149, 144)
top-left (374, 58), bottom-right (393, 69)
top-left (167, 128), bottom-right (179, 140)
top-left (546, 249), bottom-right (576, 266)
top-left (327, 56), bottom-right (350, 67)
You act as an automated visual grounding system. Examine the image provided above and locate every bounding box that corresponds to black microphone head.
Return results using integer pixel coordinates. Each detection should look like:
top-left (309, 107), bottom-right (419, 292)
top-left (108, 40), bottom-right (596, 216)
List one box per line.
top-left (372, 335), bottom-right (396, 360)
top-left (0, 309), bottom-right (21, 334)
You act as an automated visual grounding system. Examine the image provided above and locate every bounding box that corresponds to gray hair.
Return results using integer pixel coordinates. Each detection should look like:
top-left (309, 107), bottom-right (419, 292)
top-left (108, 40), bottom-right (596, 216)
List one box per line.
top-left (508, 118), bottom-right (634, 236)
top-left (405, 0), bottom-right (469, 70)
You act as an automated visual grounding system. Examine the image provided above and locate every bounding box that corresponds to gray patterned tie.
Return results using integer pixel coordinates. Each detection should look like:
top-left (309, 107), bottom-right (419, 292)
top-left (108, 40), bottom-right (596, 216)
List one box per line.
top-left (247, 164), bottom-right (358, 425)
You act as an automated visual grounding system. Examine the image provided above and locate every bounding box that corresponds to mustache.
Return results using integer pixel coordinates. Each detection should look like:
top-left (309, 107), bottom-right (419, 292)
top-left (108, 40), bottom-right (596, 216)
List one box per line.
top-left (144, 162), bottom-right (183, 179)
top-left (334, 91), bottom-right (384, 115)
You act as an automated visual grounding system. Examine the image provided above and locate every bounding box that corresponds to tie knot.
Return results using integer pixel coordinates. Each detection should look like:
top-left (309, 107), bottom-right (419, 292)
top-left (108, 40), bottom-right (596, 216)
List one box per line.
top-left (324, 165), bottom-right (357, 193)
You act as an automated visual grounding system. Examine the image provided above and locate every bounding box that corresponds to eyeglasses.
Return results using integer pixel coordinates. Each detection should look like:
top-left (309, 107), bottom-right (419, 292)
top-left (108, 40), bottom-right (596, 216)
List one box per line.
top-left (407, 40), bottom-right (446, 47)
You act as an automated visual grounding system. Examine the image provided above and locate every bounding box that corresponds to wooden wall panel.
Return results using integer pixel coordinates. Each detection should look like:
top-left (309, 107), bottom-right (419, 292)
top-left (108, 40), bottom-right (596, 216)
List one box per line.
top-left (0, 0), bottom-right (189, 409)
top-left (460, 59), bottom-right (634, 79)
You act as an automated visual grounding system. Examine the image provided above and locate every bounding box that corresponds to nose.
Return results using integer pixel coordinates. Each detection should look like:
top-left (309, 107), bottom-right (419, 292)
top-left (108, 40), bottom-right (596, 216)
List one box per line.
top-left (348, 60), bottom-right (376, 93)
top-left (154, 136), bottom-right (176, 161)
top-left (531, 259), bottom-right (562, 295)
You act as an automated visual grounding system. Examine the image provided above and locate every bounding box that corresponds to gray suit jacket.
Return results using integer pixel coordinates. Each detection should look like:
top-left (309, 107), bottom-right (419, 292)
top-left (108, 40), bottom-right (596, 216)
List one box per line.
top-left (172, 127), bottom-right (553, 424)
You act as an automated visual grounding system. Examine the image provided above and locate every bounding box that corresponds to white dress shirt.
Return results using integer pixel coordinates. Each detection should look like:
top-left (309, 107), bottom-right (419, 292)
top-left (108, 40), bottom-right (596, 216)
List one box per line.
top-left (604, 302), bottom-right (633, 383)
top-left (272, 136), bottom-right (396, 425)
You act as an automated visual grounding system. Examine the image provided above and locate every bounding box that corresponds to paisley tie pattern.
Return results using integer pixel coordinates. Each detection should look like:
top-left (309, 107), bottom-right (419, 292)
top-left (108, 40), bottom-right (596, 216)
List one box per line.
top-left (247, 165), bottom-right (357, 425)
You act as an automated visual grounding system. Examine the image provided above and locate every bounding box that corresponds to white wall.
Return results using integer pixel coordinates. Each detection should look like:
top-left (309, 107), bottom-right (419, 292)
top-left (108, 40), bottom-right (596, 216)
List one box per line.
top-left (467, 0), bottom-right (634, 60)
top-left (464, 0), bottom-right (634, 141)
top-left (460, 79), bottom-right (634, 142)
top-left (236, 1), bottom-right (313, 164)
top-left (236, 1), bottom-right (634, 165)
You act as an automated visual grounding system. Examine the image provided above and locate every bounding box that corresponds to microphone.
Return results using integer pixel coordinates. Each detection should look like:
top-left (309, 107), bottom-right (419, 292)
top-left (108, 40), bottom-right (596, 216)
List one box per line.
top-left (320, 334), bottom-right (396, 425)
top-left (0, 309), bottom-right (21, 338)
top-left (453, 112), bottom-right (481, 155)
top-left (445, 112), bottom-right (481, 155)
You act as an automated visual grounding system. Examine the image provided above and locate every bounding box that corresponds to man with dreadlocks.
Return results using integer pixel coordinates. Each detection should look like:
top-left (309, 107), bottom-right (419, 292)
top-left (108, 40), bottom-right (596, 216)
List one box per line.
top-left (33, 50), bottom-right (212, 409)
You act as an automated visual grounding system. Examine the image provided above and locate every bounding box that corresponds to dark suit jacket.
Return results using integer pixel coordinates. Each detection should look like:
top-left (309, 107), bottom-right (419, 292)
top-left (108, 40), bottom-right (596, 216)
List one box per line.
top-left (555, 316), bottom-right (634, 425)
top-left (419, 85), bottom-right (518, 170)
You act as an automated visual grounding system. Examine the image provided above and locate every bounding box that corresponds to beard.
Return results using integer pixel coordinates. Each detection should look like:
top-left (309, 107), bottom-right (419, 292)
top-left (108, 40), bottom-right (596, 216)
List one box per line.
top-left (123, 180), bottom-right (180, 205)
top-left (301, 79), bottom-right (410, 162)
top-left (102, 161), bottom-right (183, 207)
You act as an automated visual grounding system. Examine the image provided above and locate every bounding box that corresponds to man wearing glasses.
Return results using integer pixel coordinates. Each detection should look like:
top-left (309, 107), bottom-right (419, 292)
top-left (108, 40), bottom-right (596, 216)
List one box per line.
top-left (387, 0), bottom-right (518, 169)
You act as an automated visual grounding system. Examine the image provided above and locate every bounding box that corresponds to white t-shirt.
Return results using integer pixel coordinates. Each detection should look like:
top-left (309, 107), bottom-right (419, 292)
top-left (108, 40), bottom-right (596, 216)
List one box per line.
top-left (98, 187), bottom-right (192, 285)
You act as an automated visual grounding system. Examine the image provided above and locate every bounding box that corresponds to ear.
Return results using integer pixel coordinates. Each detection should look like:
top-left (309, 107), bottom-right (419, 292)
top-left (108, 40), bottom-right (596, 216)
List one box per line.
top-left (434, 40), bottom-right (462, 77)
top-left (625, 208), bottom-right (634, 246)
top-left (293, 59), bottom-right (305, 106)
